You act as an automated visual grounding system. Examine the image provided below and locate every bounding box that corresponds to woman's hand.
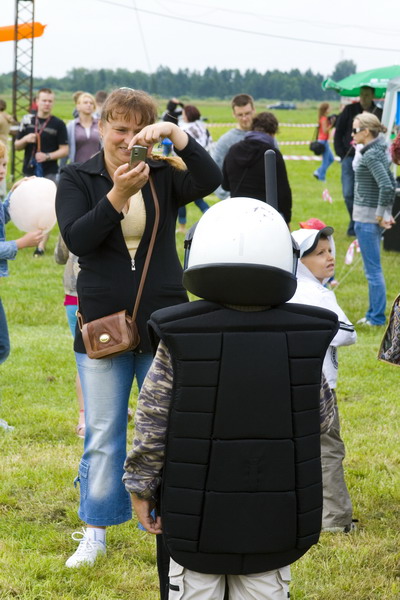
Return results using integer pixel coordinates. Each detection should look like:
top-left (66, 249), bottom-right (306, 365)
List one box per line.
top-left (129, 122), bottom-right (189, 153)
top-left (107, 160), bottom-right (150, 213)
top-left (377, 215), bottom-right (395, 229)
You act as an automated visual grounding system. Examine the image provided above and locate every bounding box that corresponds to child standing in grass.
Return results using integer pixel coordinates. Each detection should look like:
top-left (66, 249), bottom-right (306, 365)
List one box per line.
top-left (290, 226), bottom-right (357, 533)
top-left (0, 141), bottom-right (43, 429)
top-left (0, 141), bottom-right (43, 365)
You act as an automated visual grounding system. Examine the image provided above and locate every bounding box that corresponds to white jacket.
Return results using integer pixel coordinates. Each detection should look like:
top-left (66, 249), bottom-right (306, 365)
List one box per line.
top-left (289, 262), bottom-right (356, 388)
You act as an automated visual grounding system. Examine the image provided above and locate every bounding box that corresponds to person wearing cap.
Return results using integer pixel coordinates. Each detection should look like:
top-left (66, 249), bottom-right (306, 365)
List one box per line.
top-left (299, 217), bottom-right (327, 230)
top-left (290, 227), bottom-right (357, 533)
top-left (123, 199), bottom-right (339, 599)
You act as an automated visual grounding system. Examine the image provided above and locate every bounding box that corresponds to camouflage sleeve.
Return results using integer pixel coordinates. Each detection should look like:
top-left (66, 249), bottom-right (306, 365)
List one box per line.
top-left (320, 373), bottom-right (335, 434)
top-left (123, 340), bottom-right (173, 499)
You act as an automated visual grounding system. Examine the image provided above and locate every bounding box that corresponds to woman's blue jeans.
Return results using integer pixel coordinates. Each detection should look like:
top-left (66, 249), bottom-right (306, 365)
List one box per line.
top-left (178, 200), bottom-right (209, 225)
top-left (315, 140), bottom-right (334, 182)
top-left (354, 221), bottom-right (386, 325)
top-left (74, 350), bottom-right (153, 526)
top-left (0, 298), bottom-right (10, 365)
top-left (341, 156), bottom-right (356, 235)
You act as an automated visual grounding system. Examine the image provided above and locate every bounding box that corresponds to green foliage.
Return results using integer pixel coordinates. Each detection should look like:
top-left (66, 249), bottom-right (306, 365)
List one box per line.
top-left (0, 105), bottom-right (399, 598)
top-left (1, 65), bottom-right (336, 101)
top-left (330, 60), bottom-right (357, 82)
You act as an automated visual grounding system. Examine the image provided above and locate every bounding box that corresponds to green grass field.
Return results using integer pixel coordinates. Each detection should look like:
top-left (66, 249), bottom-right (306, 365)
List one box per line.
top-left (0, 98), bottom-right (399, 599)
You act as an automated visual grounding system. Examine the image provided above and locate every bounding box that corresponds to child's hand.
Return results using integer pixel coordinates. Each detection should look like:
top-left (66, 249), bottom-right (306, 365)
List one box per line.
top-left (131, 494), bottom-right (162, 535)
top-left (16, 229), bottom-right (44, 249)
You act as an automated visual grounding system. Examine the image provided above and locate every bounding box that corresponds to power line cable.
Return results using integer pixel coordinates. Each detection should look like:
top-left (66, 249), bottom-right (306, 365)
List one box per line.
top-left (131, 0), bottom-right (152, 73)
top-left (153, 0), bottom-right (400, 37)
top-left (94, 0), bottom-right (400, 54)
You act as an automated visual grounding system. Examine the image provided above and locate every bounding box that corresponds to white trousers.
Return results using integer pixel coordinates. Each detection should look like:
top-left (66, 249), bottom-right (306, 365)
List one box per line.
top-left (168, 558), bottom-right (290, 600)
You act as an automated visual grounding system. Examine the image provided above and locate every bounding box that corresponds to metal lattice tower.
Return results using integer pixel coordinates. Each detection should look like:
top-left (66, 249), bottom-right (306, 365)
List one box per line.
top-left (11, 0), bottom-right (35, 179)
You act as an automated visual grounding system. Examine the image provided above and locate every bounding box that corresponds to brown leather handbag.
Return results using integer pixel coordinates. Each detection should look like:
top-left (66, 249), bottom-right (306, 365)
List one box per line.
top-left (78, 176), bottom-right (160, 359)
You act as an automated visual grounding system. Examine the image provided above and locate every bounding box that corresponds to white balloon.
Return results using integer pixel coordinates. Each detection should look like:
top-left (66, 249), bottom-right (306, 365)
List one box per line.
top-left (9, 177), bottom-right (57, 233)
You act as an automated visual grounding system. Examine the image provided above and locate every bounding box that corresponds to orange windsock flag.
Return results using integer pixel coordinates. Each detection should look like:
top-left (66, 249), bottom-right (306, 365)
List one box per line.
top-left (0, 22), bottom-right (46, 42)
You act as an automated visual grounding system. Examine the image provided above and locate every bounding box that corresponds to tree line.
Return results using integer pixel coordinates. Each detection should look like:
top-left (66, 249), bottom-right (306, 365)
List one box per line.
top-left (0, 60), bottom-right (356, 101)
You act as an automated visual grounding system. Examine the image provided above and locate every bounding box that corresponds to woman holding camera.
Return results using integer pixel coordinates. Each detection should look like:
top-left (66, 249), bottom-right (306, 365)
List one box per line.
top-left (313, 102), bottom-right (335, 182)
top-left (56, 88), bottom-right (221, 568)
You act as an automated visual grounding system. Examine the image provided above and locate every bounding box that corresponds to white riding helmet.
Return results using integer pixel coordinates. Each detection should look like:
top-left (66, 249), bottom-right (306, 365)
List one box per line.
top-left (183, 197), bottom-right (299, 306)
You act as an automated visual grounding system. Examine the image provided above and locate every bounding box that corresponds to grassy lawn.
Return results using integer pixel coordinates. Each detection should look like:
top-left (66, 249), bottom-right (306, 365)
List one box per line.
top-left (0, 99), bottom-right (399, 599)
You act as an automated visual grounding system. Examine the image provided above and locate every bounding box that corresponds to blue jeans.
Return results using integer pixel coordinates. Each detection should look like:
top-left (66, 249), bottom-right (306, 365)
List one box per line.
top-left (65, 304), bottom-right (78, 337)
top-left (0, 298), bottom-right (10, 364)
top-left (315, 140), bottom-right (334, 181)
top-left (341, 156), bottom-right (355, 235)
top-left (178, 200), bottom-right (209, 224)
top-left (74, 350), bottom-right (153, 526)
top-left (354, 221), bottom-right (386, 325)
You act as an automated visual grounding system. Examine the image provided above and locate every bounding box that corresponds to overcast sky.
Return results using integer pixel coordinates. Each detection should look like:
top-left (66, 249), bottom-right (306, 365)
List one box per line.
top-left (1, 0), bottom-right (400, 80)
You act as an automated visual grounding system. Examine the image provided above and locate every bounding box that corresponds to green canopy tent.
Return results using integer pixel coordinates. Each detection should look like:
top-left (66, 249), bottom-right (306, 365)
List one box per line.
top-left (322, 65), bottom-right (400, 98)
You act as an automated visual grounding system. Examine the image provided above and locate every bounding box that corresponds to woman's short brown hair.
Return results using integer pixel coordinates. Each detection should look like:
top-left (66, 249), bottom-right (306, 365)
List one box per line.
top-left (101, 88), bottom-right (158, 127)
top-left (183, 105), bottom-right (201, 123)
top-left (251, 112), bottom-right (279, 135)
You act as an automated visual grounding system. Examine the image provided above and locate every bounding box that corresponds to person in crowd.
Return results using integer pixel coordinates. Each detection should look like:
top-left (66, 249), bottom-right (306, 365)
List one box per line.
top-left (290, 226), bottom-right (357, 533)
top-left (0, 100), bottom-right (14, 199)
top-left (334, 86), bottom-right (383, 236)
top-left (65, 92), bottom-right (100, 164)
top-left (93, 90), bottom-right (108, 120)
top-left (352, 112), bottom-right (395, 326)
top-left (313, 102), bottom-right (335, 182)
top-left (71, 90), bottom-right (85, 118)
top-left (176, 104), bottom-right (211, 233)
top-left (161, 98), bottom-right (185, 157)
top-left (221, 111), bottom-right (292, 224)
top-left (15, 87), bottom-right (69, 256)
top-left (390, 129), bottom-right (400, 165)
top-left (56, 87), bottom-right (221, 568)
top-left (162, 98), bottom-right (185, 125)
top-left (54, 234), bottom-right (85, 438)
top-left (29, 95), bottom-right (38, 114)
top-left (123, 198), bottom-right (338, 600)
top-left (211, 93), bottom-right (256, 200)
top-left (0, 141), bottom-right (43, 367)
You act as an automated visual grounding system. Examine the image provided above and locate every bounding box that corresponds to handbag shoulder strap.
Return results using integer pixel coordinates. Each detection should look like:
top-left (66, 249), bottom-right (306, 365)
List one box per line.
top-left (77, 174), bottom-right (160, 328)
top-left (131, 174), bottom-right (160, 321)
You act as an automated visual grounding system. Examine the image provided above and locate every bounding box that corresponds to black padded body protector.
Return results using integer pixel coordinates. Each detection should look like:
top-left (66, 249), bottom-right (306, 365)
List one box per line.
top-left (148, 300), bottom-right (338, 575)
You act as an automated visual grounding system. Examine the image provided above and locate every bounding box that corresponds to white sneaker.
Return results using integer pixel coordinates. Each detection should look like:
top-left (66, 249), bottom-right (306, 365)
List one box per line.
top-left (321, 522), bottom-right (357, 534)
top-left (65, 529), bottom-right (106, 568)
top-left (356, 317), bottom-right (372, 325)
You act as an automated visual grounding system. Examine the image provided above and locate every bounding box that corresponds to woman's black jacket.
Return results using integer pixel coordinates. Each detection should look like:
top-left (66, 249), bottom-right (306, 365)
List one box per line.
top-left (56, 136), bottom-right (221, 354)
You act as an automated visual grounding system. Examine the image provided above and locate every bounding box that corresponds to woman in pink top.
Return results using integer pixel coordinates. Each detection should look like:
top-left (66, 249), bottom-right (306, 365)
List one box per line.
top-left (313, 102), bottom-right (334, 182)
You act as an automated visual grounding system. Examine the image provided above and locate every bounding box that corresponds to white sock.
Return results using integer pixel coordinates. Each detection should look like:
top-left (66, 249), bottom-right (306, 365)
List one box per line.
top-left (85, 527), bottom-right (106, 544)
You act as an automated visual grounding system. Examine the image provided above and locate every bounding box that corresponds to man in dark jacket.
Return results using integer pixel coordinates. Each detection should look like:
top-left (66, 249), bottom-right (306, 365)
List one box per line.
top-left (221, 112), bottom-right (292, 224)
top-left (333, 86), bottom-right (383, 236)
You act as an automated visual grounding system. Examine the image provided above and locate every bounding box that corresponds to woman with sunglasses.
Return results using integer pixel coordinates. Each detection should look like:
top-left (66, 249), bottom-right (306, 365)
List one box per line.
top-left (352, 112), bottom-right (395, 326)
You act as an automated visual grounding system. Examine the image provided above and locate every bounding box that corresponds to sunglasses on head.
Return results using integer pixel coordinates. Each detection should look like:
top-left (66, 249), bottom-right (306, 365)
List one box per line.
top-left (352, 127), bottom-right (366, 134)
